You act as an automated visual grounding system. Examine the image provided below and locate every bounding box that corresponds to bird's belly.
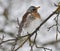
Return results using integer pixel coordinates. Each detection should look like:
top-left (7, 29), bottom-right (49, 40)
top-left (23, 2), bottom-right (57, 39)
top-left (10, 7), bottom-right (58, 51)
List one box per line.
top-left (23, 19), bottom-right (41, 34)
top-left (23, 16), bottom-right (35, 28)
top-left (23, 20), bottom-right (31, 28)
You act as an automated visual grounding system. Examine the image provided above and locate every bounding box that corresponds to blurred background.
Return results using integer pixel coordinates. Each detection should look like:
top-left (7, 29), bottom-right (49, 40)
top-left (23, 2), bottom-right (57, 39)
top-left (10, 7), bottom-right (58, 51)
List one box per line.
top-left (0, 0), bottom-right (60, 51)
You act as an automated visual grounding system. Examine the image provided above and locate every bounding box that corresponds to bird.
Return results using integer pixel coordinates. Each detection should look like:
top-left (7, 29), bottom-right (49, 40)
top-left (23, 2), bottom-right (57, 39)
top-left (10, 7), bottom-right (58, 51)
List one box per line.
top-left (18, 6), bottom-right (41, 36)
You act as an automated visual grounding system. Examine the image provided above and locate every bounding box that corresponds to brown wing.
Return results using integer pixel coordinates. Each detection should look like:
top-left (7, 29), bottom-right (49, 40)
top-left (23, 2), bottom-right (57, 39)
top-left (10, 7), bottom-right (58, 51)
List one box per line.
top-left (18, 12), bottom-right (29, 35)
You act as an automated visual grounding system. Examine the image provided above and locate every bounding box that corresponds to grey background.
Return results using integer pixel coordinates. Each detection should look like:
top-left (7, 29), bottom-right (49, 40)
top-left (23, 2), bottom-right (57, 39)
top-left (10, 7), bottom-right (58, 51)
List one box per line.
top-left (0, 0), bottom-right (60, 51)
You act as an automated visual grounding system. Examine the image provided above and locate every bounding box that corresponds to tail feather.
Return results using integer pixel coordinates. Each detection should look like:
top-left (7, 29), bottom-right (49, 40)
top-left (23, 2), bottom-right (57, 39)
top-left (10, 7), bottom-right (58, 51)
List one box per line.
top-left (18, 22), bottom-right (24, 36)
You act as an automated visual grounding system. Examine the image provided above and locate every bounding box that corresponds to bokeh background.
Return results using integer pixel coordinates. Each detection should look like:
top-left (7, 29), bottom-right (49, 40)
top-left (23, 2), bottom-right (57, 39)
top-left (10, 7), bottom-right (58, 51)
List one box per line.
top-left (0, 0), bottom-right (60, 51)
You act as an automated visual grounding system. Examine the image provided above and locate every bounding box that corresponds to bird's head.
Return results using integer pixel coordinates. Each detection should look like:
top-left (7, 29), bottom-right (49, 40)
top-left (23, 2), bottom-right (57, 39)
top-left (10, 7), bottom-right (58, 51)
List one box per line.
top-left (27, 6), bottom-right (41, 19)
top-left (27, 6), bottom-right (40, 13)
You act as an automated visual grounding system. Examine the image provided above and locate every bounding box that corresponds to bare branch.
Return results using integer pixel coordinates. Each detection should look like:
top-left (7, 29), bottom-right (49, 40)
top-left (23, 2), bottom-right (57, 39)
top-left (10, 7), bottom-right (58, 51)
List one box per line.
top-left (35, 42), bottom-right (52, 51)
top-left (42, 39), bottom-right (60, 46)
top-left (47, 24), bottom-right (56, 31)
top-left (58, 30), bottom-right (60, 33)
top-left (0, 39), bottom-right (15, 45)
top-left (14, 36), bottom-right (29, 51)
top-left (1, 4), bottom-right (60, 51)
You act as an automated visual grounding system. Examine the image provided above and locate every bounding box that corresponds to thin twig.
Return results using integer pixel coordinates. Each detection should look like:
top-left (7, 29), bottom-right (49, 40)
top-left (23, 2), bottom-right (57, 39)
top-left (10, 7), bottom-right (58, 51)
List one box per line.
top-left (30, 32), bottom-right (38, 51)
top-left (0, 7), bottom-right (58, 51)
top-left (14, 10), bottom-right (57, 51)
top-left (58, 30), bottom-right (60, 33)
top-left (35, 43), bottom-right (52, 51)
top-left (47, 24), bottom-right (56, 31)
top-left (14, 36), bottom-right (29, 51)
top-left (42, 39), bottom-right (60, 46)
top-left (0, 39), bottom-right (15, 45)
top-left (55, 13), bottom-right (59, 41)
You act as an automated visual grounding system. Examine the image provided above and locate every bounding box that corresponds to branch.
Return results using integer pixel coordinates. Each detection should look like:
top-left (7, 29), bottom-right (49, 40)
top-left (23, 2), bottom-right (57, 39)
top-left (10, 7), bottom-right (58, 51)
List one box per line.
top-left (14, 10), bottom-right (56, 51)
top-left (0, 39), bottom-right (15, 45)
top-left (0, 6), bottom-right (58, 51)
top-left (14, 36), bottom-right (29, 51)
top-left (47, 24), bottom-right (56, 31)
top-left (42, 39), bottom-right (60, 46)
top-left (29, 10), bottom-right (56, 36)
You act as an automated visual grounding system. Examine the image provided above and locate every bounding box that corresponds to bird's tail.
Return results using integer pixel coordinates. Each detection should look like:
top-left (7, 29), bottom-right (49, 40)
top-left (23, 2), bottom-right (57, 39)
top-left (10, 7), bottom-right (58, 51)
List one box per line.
top-left (18, 12), bottom-right (30, 36)
top-left (18, 22), bottom-right (24, 36)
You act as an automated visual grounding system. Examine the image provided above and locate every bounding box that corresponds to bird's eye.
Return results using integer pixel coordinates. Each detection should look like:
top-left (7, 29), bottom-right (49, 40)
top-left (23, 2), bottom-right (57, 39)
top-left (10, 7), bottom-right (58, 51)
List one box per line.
top-left (32, 8), bottom-right (36, 12)
top-left (32, 8), bottom-right (36, 11)
top-left (27, 6), bottom-right (37, 13)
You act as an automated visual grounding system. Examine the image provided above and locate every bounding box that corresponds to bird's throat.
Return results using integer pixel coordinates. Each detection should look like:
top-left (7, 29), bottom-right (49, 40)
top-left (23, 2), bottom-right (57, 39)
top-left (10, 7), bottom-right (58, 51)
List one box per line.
top-left (31, 12), bottom-right (41, 19)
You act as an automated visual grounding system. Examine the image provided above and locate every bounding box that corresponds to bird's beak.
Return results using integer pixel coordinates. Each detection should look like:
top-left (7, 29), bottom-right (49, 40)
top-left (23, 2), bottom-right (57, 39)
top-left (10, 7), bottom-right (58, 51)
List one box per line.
top-left (35, 6), bottom-right (40, 19)
top-left (32, 6), bottom-right (41, 19)
top-left (36, 6), bottom-right (40, 10)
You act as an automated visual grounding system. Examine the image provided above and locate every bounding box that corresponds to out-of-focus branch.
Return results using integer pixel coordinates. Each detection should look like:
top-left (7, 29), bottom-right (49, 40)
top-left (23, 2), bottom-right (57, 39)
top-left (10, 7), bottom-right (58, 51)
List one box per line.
top-left (1, 2), bottom-right (60, 51)
top-left (42, 39), bottom-right (60, 46)
top-left (0, 39), bottom-right (15, 45)
top-left (14, 9), bottom-right (57, 51)
top-left (14, 36), bottom-right (29, 51)
top-left (3, 8), bottom-right (8, 19)
top-left (47, 13), bottom-right (60, 41)
top-left (55, 13), bottom-right (59, 41)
